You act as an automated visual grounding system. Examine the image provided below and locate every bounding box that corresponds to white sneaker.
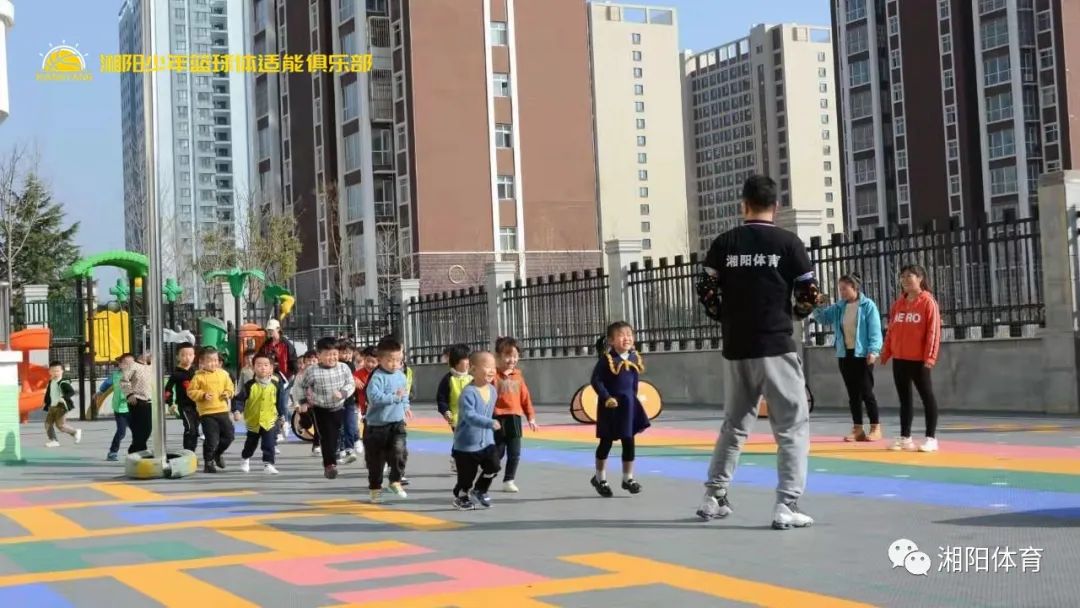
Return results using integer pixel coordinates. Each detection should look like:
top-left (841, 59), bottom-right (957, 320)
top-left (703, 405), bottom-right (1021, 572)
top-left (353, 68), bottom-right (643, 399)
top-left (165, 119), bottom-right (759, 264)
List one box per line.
top-left (696, 492), bottom-right (733, 520)
top-left (503, 480), bottom-right (519, 493)
top-left (341, 450), bottom-right (358, 465)
top-left (354, 440), bottom-right (364, 454)
top-left (240, 458), bottom-right (251, 473)
top-left (772, 502), bottom-right (814, 530)
top-left (388, 482), bottom-right (408, 498)
top-left (313, 446), bottom-right (322, 455)
top-left (45, 440), bottom-right (60, 448)
top-left (74, 429), bottom-right (83, 444)
top-left (275, 446), bottom-right (281, 454)
top-left (264, 463), bottom-right (279, 475)
top-left (918, 438), bottom-right (939, 452)
top-left (277, 433), bottom-right (285, 443)
top-left (889, 437), bottom-right (915, 451)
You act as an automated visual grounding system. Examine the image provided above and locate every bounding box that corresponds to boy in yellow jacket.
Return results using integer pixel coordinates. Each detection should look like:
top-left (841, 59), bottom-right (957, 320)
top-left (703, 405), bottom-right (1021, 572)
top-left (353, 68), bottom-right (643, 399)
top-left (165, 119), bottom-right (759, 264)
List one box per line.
top-left (186, 347), bottom-right (236, 473)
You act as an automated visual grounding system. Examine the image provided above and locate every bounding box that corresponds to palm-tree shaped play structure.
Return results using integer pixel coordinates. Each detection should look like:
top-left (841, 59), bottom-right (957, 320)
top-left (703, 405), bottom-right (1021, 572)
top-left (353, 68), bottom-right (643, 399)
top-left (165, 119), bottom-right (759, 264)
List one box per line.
top-left (204, 267), bottom-right (265, 375)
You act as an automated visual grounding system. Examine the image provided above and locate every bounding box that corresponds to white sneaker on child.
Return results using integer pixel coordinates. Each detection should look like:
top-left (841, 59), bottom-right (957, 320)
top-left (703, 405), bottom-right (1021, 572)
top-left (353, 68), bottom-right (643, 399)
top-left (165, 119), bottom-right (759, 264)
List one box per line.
top-left (74, 429), bottom-right (82, 444)
top-left (503, 480), bottom-right (519, 493)
top-left (264, 463), bottom-right (279, 475)
top-left (918, 438), bottom-right (939, 452)
top-left (889, 437), bottom-right (915, 451)
top-left (240, 458), bottom-right (251, 473)
top-left (354, 440), bottom-right (364, 454)
top-left (45, 440), bottom-right (60, 448)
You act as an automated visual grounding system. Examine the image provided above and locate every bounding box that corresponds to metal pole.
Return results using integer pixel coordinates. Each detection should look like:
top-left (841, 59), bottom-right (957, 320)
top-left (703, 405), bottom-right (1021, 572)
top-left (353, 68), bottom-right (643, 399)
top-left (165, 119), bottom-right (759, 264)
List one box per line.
top-left (142, 0), bottom-right (167, 469)
top-left (0, 281), bottom-right (9, 350)
top-left (74, 277), bottom-right (86, 420)
top-left (85, 279), bottom-right (97, 421)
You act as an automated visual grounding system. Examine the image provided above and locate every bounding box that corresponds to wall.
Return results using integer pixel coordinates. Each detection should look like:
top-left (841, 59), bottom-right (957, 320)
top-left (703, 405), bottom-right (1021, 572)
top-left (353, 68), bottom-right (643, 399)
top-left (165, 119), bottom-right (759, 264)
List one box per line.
top-left (411, 338), bottom-right (1070, 414)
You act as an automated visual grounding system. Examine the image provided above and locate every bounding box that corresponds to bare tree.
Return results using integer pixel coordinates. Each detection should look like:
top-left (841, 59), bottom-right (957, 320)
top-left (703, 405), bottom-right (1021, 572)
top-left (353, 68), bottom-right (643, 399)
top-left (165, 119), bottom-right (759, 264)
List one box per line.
top-left (0, 144), bottom-right (46, 287)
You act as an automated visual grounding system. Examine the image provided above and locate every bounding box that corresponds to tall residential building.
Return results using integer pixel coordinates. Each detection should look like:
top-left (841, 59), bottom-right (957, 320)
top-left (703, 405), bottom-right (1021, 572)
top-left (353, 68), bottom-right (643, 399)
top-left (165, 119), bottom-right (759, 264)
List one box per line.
top-left (119, 0), bottom-right (250, 304)
top-left (0, 0), bottom-right (12, 125)
top-left (392, 0), bottom-right (601, 294)
top-left (588, 3), bottom-right (688, 264)
top-left (684, 23), bottom-right (843, 252)
top-left (831, 0), bottom-right (1080, 232)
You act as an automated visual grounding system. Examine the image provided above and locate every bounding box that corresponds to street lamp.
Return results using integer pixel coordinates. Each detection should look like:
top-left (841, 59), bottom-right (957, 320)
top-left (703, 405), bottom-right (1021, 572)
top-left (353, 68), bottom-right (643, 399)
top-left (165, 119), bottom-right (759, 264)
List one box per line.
top-left (0, 0), bottom-right (13, 125)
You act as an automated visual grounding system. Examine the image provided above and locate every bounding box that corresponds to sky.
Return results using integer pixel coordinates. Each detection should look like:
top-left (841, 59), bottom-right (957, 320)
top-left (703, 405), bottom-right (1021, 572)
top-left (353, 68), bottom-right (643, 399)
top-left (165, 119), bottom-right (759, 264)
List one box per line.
top-left (1, 0), bottom-right (831, 289)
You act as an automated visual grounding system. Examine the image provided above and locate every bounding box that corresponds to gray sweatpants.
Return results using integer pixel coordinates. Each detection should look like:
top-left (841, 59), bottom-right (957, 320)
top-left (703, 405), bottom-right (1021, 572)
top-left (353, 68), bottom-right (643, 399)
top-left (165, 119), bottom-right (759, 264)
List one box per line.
top-left (704, 352), bottom-right (810, 504)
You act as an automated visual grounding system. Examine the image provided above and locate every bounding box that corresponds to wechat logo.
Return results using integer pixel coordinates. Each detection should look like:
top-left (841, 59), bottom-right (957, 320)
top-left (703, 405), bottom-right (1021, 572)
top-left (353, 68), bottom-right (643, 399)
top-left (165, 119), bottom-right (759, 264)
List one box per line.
top-left (889, 538), bottom-right (931, 576)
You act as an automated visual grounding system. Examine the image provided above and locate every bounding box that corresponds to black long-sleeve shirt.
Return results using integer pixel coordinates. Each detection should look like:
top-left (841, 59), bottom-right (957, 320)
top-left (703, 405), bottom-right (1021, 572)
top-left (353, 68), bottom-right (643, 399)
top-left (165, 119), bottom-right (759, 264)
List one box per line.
top-left (164, 366), bottom-right (197, 409)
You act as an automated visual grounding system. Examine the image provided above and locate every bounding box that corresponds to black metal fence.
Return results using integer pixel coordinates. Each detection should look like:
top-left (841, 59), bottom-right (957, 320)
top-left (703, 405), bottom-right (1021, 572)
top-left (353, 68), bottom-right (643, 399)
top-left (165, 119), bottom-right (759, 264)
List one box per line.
top-left (807, 216), bottom-right (1043, 343)
top-left (405, 287), bottom-right (489, 363)
top-left (503, 269), bottom-right (609, 357)
top-left (626, 253), bottom-right (722, 351)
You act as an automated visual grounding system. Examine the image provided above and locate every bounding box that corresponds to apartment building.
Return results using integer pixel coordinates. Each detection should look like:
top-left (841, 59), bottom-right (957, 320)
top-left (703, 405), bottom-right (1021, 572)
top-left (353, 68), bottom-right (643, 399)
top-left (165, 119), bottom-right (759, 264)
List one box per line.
top-left (119, 0), bottom-right (250, 305)
top-left (393, 0), bottom-right (601, 294)
top-left (685, 23), bottom-right (842, 251)
top-left (588, 3), bottom-right (689, 263)
top-left (831, 0), bottom-right (1080, 232)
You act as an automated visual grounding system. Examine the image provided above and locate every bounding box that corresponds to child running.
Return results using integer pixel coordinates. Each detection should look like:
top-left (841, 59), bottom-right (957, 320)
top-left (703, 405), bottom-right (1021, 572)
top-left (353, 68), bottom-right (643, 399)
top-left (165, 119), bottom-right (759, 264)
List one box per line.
top-left (493, 337), bottom-right (537, 493)
top-left (336, 339), bottom-right (361, 464)
top-left (95, 362), bottom-right (126, 460)
top-left (186, 347), bottom-right (236, 473)
top-left (291, 351), bottom-right (321, 456)
top-left (299, 337), bottom-right (356, 479)
top-left (451, 351), bottom-right (502, 510)
top-left (589, 321), bottom-right (649, 497)
top-left (163, 343), bottom-right (199, 453)
top-left (118, 353), bottom-right (153, 454)
top-left (436, 343), bottom-right (472, 473)
top-left (43, 361), bottom-right (81, 447)
top-left (235, 354), bottom-right (289, 474)
top-left (363, 336), bottom-right (413, 502)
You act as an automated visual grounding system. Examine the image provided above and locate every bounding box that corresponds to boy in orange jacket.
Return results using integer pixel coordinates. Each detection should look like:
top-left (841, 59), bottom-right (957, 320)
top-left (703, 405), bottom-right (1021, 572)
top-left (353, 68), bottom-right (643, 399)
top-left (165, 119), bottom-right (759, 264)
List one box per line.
top-left (493, 337), bottom-right (538, 493)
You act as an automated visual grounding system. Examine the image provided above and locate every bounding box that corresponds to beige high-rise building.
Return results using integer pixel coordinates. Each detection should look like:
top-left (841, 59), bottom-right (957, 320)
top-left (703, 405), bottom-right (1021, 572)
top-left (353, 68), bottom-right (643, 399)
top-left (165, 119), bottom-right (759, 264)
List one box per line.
top-left (589, 3), bottom-right (689, 263)
top-left (685, 23), bottom-right (843, 250)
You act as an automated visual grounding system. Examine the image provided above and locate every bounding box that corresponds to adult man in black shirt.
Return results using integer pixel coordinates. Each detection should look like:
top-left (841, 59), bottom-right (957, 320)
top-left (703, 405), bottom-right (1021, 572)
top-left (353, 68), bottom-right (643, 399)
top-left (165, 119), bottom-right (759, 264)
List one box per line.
top-left (695, 175), bottom-right (818, 530)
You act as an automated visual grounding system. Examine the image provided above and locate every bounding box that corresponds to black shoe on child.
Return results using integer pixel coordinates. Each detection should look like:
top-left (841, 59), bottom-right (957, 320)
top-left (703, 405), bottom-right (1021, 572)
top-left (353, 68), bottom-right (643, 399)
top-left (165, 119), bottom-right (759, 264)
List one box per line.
top-left (622, 479), bottom-right (642, 494)
top-left (591, 476), bottom-right (614, 498)
top-left (324, 464), bottom-right (338, 480)
top-left (453, 495), bottom-right (475, 510)
top-left (204, 462), bottom-right (217, 474)
top-left (214, 455), bottom-right (226, 469)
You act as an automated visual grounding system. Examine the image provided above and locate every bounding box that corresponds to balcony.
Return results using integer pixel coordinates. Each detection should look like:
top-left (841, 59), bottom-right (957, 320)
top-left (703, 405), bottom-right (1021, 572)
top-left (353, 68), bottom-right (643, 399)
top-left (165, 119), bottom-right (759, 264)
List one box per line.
top-left (370, 79), bottom-right (393, 121)
top-left (374, 201), bottom-right (394, 222)
top-left (369, 16), bottom-right (390, 48)
top-left (372, 149), bottom-right (393, 172)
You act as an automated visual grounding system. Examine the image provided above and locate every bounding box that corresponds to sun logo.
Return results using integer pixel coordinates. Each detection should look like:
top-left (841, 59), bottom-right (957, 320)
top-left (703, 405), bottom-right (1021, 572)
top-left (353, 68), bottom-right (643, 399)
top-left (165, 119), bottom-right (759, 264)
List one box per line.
top-left (36, 41), bottom-right (93, 81)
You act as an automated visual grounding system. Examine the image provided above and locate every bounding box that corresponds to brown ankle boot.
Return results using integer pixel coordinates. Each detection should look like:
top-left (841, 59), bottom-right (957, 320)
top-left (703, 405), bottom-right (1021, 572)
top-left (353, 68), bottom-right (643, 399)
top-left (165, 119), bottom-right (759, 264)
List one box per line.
top-left (865, 424), bottom-right (883, 441)
top-left (844, 425), bottom-right (866, 442)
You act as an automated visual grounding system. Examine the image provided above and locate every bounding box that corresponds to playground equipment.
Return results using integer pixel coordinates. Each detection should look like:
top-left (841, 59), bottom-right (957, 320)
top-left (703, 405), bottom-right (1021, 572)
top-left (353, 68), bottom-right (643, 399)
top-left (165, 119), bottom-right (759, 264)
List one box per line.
top-left (205, 267), bottom-right (265, 375)
top-left (570, 381), bottom-right (663, 425)
top-left (0, 327), bottom-right (52, 423)
top-left (262, 284), bottom-right (295, 321)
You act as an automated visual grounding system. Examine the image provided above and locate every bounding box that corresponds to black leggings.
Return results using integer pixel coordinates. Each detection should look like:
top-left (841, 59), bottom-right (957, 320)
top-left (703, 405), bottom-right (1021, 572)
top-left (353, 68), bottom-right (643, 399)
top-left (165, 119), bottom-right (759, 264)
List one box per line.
top-left (838, 350), bottom-right (879, 425)
top-left (312, 408), bottom-right (343, 468)
top-left (892, 359), bottom-right (939, 438)
top-left (596, 437), bottom-right (635, 462)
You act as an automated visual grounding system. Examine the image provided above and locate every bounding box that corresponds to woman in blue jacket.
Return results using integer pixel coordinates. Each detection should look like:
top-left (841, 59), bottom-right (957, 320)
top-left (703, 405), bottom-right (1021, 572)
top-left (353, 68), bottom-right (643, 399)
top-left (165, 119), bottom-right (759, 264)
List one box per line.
top-left (812, 273), bottom-right (884, 442)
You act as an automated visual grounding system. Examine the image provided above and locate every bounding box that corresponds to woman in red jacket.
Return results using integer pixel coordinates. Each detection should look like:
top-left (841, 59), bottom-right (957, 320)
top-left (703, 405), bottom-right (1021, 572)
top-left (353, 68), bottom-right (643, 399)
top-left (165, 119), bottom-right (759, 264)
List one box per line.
top-left (879, 265), bottom-right (942, 453)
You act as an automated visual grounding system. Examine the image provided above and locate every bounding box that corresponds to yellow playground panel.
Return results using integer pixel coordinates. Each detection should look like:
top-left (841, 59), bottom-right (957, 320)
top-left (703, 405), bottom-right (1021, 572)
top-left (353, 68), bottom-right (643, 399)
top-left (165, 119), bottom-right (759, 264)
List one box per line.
top-left (89, 309), bottom-right (131, 363)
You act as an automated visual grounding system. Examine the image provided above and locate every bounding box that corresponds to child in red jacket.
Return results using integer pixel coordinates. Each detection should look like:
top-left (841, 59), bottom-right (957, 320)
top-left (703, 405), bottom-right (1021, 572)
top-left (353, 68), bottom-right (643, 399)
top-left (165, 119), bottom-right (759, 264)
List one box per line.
top-left (880, 264), bottom-right (942, 453)
top-left (493, 337), bottom-right (538, 493)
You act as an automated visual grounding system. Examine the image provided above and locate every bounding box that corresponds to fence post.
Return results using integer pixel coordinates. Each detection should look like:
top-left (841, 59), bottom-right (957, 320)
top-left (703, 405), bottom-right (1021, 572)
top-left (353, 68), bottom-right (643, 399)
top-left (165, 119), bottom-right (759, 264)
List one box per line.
top-left (484, 260), bottom-right (517, 341)
top-left (397, 279), bottom-right (420, 347)
top-left (1036, 170), bottom-right (1080, 414)
top-left (22, 284), bottom-right (48, 327)
top-left (604, 239), bottom-right (642, 322)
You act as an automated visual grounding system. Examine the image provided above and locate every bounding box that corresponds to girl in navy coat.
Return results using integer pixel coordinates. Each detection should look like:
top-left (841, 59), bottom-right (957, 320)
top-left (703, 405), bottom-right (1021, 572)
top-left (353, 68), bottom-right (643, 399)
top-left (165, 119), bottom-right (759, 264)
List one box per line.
top-left (589, 321), bottom-right (650, 497)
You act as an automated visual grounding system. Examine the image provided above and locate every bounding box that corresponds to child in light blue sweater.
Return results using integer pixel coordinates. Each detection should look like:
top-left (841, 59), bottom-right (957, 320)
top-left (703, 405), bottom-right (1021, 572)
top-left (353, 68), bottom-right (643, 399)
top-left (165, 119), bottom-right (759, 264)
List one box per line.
top-left (363, 336), bottom-right (413, 503)
top-left (451, 351), bottom-right (502, 510)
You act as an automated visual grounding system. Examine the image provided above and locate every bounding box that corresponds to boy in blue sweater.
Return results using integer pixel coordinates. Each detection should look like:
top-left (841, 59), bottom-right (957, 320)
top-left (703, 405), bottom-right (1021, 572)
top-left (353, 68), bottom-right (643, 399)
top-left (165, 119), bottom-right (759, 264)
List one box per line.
top-left (363, 335), bottom-right (413, 503)
top-left (451, 351), bottom-right (502, 510)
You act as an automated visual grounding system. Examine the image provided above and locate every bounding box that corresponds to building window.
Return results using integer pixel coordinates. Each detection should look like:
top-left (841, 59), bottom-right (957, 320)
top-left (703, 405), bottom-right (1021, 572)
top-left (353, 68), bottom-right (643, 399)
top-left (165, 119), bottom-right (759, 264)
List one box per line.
top-left (823, 145), bottom-right (832, 155)
top-left (888, 15), bottom-right (899, 36)
top-left (818, 51), bottom-right (826, 62)
top-left (824, 161), bottom-right (832, 171)
top-left (637, 135), bottom-right (647, 146)
top-left (895, 116), bottom-right (906, 134)
top-left (492, 124), bottom-right (514, 149)
top-left (983, 55), bottom-right (1011, 86)
top-left (632, 50), bottom-right (642, 61)
top-left (853, 157), bottom-right (876, 184)
top-left (1037, 10), bottom-right (1052, 32)
top-left (635, 101), bottom-right (645, 112)
top-left (827, 224), bottom-right (835, 234)
top-left (1039, 48), bottom-right (1054, 70)
top-left (825, 176), bottom-right (834, 187)
top-left (985, 91), bottom-right (1013, 122)
top-left (638, 169), bottom-right (648, 181)
top-left (490, 21), bottom-right (508, 46)
top-left (945, 104), bottom-right (957, 124)
top-left (637, 152), bottom-right (647, 163)
top-left (641, 221), bottom-right (651, 233)
top-left (820, 98), bottom-right (829, 109)
top-left (947, 140), bottom-right (958, 160)
top-left (1040, 85), bottom-right (1057, 107)
top-left (820, 114), bottom-right (829, 124)
top-left (640, 204), bottom-right (650, 215)
top-left (939, 0), bottom-right (950, 18)
top-left (819, 82), bottom-right (828, 93)
top-left (949, 174), bottom-right (961, 195)
top-left (342, 80), bottom-right (358, 121)
top-left (497, 175), bottom-right (515, 199)
top-left (639, 187), bottom-right (649, 198)
top-left (631, 33), bottom-right (641, 44)
top-left (1045, 123), bottom-right (1058, 144)
top-left (980, 17), bottom-right (1009, 50)
top-left (846, 0), bottom-right (867, 22)
top-left (890, 49), bottom-right (901, 69)
top-left (943, 68), bottom-right (954, 89)
top-left (634, 84), bottom-right (644, 95)
top-left (821, 129), bottom-right (830, 140)
top-left (825, 193), bottom-right (834, 203)
top-left (850, 89), bottom-right (873, 119)
top-left (849, 59), bottom-right (870, 87)
top-left (892, 83), bottom-right (904, 103)
top-left (990, 165), bottom-right (1017, 196)
top-left (633, 67), bottom-right (643, 78)
top-left (988, 128), bottom-right (1015, 158)
top-left (642, 238), bottom-right (652, 250)
top-left (499, 226), bottom-right (517, 251)
top-left (847, 24), bottom-right (869, 54)
top-left (636, 118), bottom-right (646, 129)
top-left (855, 188), bottom-right (876, 216)
top-left (493, 73), bottom-right (511, 97)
